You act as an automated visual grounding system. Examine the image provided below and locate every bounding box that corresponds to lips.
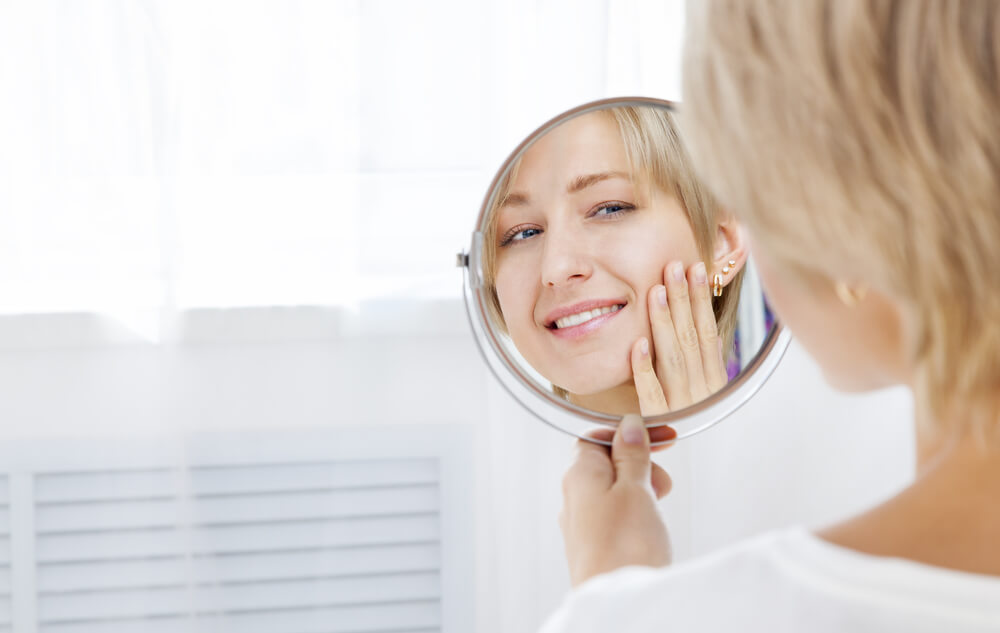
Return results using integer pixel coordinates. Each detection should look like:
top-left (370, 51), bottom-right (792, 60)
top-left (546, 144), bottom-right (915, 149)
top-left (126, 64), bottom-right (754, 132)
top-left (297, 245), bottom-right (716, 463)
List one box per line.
top-left (543, 298), bottom-right (628, 329)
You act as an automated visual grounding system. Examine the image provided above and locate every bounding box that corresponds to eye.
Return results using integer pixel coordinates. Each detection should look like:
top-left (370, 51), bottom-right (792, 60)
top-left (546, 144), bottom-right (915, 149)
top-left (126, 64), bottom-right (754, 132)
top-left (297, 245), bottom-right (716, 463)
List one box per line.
top-left (590, 202), bottom-right (635, 218)
top-left (500, 224), bottom-right (542, 247)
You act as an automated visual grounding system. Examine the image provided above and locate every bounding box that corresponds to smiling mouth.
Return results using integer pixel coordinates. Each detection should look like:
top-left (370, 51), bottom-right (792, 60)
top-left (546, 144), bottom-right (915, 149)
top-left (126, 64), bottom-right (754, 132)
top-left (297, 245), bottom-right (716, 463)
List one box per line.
top-left (548, 304), bottom-right (625, 330)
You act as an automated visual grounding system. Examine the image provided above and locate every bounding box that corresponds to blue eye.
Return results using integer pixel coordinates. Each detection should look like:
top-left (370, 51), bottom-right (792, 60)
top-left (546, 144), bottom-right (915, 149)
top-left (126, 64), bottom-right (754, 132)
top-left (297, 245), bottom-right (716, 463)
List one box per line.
top-left (592, 202), bottom-right (634, 218)
top-left (500, 225), bottom-right (542, 247)
top-left (512, 228), bottom-right (541, 241)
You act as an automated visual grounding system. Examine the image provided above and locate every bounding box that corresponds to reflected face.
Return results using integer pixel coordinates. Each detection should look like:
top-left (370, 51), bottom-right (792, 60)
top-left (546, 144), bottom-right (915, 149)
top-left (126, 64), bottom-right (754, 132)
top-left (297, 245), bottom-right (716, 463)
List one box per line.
top-left (493, 112), bottom-right (701, 395)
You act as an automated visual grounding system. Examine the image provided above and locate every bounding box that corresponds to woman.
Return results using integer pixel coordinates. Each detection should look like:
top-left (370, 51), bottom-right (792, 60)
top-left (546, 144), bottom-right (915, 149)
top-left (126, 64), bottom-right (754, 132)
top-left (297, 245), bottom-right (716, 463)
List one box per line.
top-left (546, 1), bottom-right (1000, 631)
top-left (484, 105), bottom-right (748, 416)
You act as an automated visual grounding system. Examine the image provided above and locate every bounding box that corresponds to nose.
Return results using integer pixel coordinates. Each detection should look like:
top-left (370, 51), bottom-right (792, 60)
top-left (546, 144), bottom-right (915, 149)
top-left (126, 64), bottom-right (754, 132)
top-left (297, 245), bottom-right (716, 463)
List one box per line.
top-left (540, 226), bottom-right (593, 288)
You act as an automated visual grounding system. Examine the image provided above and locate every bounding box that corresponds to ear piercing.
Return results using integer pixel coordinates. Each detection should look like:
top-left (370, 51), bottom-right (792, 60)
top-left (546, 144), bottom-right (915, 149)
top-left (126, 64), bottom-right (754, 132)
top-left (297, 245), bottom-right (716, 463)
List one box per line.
top-left (715, 260), bottom-right (735, 297)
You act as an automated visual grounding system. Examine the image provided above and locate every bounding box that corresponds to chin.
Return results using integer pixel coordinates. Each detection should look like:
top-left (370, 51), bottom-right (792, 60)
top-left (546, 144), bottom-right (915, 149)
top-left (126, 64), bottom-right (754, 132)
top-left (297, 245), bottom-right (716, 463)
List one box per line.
top-left (546, 346), bottom-right (634, 396)
top-left (552, 367), bottom-right (632, 397)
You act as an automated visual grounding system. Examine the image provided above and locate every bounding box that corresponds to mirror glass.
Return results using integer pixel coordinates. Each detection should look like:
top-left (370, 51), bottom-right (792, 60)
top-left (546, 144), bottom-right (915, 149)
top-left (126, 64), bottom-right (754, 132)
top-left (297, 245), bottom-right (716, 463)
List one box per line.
top-left (461, 98), bottom-right (790, 445)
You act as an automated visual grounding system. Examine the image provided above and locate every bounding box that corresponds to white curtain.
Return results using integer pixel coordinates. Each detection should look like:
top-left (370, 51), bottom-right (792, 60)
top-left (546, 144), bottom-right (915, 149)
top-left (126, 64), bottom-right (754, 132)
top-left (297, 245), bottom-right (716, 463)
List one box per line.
top-left (0, 0), bottom-right (685, 328)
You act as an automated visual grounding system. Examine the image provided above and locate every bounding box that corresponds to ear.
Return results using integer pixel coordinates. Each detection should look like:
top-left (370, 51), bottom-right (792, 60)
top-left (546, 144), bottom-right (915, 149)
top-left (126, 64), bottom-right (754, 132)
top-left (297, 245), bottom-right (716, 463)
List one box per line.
top-left (711, 216), bottom-right (748, 288)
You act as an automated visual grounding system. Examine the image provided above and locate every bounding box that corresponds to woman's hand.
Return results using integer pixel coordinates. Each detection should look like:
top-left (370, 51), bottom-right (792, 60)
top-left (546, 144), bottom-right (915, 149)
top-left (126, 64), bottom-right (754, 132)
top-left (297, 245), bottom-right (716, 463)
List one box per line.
top-left (559, 416), bottom-right (672, 587)
top-left (558, 261), bottom-right (723, 587)
top-left (630, 260), bottom-right (728, 415)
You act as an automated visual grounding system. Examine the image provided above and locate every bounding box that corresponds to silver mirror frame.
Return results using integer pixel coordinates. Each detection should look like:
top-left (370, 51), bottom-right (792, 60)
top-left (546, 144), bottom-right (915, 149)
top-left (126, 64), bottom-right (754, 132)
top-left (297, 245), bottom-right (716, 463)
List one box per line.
top-left (459, 96), bottom-right (792, 445)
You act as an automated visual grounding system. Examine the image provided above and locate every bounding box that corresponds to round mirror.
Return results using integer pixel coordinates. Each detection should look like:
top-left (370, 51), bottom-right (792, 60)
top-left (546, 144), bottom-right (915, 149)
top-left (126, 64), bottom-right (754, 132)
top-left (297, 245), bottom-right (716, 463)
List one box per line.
top-left (459, 97), bottom-right (791, 445)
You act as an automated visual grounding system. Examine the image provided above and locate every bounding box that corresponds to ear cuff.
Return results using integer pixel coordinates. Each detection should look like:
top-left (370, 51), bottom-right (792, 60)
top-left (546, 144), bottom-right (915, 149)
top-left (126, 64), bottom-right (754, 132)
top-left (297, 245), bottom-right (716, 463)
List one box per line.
top-left (714, 260), bottom-right (737, 297)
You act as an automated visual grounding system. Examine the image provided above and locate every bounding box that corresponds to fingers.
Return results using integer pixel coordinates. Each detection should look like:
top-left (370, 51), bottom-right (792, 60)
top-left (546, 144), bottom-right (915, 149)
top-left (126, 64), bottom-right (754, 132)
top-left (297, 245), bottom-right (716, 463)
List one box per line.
top-left (630, 337), bottom-right (670, 416)
top-left (646, 284), bottom-right (690, 410)
top-left (647, 424), bottom-right (677, 451)
top-left (650, 462), bottom-right (672, 499)
top-left (584, 428), bottom-right (616, 443)
top-left (583, 425), bottom-right (673, 497)
top-left (588, 425), bottom-right (675, 452)
top-left (611, 414), bottom-right (652, 488)
top-left (688, 262), bottom-right (728, 393)
top-left (564, 435), bottom-right (614, 497)
top-left (664, 261), bottom-right (708, 402)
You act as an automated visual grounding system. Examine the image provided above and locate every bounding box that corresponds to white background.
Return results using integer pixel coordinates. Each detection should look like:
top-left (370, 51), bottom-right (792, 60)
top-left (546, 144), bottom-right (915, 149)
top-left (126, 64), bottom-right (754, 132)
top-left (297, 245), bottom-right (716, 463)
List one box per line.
top-left (0, 2), bottom-right (914, 632)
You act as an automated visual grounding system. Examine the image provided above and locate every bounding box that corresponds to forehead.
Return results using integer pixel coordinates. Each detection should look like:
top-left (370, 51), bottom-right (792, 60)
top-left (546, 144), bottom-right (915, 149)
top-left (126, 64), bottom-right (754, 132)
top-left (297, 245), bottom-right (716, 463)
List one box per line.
top-left (511, 111), bottom-right (630, 194)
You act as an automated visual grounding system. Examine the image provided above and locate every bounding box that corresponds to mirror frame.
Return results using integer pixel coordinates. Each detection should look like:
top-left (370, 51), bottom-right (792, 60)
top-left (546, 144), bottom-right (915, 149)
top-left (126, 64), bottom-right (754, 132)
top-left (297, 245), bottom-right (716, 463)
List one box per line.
top-left (458, 96), bottom-right (792, 445)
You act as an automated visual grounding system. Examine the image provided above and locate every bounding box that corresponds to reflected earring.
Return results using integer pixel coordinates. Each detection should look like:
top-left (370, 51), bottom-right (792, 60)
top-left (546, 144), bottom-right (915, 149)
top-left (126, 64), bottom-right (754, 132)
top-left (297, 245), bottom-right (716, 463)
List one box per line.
top-left (713, 273), bottom-right (724, 297)
top-left (834, 281), bottom-right (868, 306)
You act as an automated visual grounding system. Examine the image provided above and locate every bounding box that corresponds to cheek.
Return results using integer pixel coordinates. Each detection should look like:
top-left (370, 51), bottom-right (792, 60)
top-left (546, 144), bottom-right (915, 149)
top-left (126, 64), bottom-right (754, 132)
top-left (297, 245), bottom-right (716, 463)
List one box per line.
top-left (606, 225), bottom-right (701, 291)
top-left (753, 255), bottom-right (897, 391)
top-left (494, 263), bottom-right (537, 332)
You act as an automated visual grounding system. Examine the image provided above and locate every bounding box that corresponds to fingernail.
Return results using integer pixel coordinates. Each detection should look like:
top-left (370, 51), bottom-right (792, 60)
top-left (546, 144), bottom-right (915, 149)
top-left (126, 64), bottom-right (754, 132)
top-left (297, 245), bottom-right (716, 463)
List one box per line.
top-left (656, 285), bottom-right (667, 306)
top-left (621, 415), bottom-right (646, 445)
top-left (670, 261), bottom-right (684, 282)
top-left (640, 337), bottom-right (649, 355)
top-left (694, 262), bottom-right (707, 285)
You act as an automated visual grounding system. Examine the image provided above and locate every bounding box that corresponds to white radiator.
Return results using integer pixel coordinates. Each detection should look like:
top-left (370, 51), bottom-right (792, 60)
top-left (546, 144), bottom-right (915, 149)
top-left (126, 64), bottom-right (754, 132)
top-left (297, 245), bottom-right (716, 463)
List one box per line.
top-left (0, 425), bottom-right (474, 633)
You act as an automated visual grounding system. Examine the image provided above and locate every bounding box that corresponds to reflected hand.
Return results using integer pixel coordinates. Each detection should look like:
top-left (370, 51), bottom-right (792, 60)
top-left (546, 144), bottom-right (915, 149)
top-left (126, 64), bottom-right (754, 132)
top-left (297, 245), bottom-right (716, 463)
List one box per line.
top-left (630, 260), bottom-right (728, 416)
top-left (559, 415), bottom-right (672, 587)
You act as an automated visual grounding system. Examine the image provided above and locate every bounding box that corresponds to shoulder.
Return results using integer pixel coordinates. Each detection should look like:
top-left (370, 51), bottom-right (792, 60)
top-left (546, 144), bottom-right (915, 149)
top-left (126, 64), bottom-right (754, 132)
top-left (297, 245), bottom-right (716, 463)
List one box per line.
top-left (539, 528), bottom-right (802, 633)
top-left (538, 526), bottom-right (1000, 633)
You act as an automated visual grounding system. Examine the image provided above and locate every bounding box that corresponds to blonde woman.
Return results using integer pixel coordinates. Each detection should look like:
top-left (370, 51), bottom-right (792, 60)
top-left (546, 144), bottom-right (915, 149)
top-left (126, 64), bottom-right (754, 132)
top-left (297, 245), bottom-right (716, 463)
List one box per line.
top-left (547, 1), bottom-right (1000, 632)
top-left (485, 105), bottom-right (747, 418)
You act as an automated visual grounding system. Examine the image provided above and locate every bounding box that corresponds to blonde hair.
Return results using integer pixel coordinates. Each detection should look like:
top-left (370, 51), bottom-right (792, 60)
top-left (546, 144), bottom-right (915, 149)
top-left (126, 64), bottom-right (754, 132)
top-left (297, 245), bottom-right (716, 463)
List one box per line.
top-left (682, 0), bottom-right (1000, 439)
top-left (483, 105), bottom-right (745, 396)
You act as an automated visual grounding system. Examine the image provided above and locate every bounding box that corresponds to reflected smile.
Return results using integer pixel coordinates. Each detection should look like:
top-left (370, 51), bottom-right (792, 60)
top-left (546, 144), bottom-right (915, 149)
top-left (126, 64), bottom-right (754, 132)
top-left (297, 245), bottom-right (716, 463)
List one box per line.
top-left (542, 298), bottom-right (628, 340)
top-left (552, 304), bottom-right (624, 329)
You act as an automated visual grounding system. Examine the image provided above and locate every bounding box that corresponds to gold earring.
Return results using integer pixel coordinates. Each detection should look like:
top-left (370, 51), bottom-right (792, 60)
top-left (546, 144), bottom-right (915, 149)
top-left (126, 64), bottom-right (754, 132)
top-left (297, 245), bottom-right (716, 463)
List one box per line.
top-left (722, 259), bottom-right (737, 274)
top-left (713, 273), bottom-right (724, 297)
top-left (834, 281), bottom-right (868, 306)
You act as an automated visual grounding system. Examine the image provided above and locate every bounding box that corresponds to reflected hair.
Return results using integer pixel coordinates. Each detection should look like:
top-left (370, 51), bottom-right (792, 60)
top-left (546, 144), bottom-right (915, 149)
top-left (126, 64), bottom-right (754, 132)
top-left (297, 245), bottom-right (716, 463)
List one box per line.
top-left (482, 106), bottom-right (746, 398)
top-left (682, 0), bottom-right (1000, 440)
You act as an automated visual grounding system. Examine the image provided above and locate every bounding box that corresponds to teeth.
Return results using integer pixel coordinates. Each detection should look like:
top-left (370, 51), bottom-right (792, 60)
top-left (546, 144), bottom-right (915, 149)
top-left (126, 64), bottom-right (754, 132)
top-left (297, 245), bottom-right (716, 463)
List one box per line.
top-left (554, 304), bottom-right (622, 329)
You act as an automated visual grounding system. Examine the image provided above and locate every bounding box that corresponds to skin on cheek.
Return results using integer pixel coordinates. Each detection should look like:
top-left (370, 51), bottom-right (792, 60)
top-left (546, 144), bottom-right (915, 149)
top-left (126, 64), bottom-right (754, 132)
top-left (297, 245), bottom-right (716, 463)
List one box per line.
top-left (751, 251), bottom-right (900, 392)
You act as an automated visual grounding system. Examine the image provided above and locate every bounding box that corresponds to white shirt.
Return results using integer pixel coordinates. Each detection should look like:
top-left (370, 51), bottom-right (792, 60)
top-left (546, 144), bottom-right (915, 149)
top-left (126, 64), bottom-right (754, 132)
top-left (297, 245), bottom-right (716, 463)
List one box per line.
top-left (538, 526), bottom-right (1000, 633)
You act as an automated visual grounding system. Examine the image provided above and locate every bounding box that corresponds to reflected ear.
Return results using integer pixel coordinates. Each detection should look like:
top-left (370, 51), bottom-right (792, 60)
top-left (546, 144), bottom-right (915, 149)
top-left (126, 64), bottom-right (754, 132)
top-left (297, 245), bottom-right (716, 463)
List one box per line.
top-left (712, 217), bottom-right (748, 287)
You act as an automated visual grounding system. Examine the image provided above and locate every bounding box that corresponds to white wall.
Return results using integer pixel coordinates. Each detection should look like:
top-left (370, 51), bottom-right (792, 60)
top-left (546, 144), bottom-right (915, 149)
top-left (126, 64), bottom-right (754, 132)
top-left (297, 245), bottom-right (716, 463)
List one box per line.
top-left (0, 305), bottom-right (914, 633)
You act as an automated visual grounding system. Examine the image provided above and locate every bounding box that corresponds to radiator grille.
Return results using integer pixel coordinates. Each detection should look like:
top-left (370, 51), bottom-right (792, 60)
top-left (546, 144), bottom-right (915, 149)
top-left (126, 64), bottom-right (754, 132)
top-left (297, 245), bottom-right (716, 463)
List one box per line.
top-left (29, 456), bottom-right (445, 633)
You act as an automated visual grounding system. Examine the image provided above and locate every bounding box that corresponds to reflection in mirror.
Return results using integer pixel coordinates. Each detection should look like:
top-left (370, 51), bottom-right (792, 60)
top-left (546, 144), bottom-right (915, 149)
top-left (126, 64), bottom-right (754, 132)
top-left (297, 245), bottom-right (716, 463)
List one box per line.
top-left (475, 102), bottom-right (773, 421)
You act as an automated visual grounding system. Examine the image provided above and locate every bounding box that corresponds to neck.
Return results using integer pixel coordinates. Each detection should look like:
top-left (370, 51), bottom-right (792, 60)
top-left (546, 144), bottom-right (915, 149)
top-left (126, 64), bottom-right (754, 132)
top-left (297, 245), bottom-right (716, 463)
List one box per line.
top-left (819, 398), bottom-right (1000, 575)
top-left (566, 382), bottom-right (641, 416)
top-left (909, 407), bottom-right (1000, 519)
top-left (913, 403), bottom-right (1000, 477)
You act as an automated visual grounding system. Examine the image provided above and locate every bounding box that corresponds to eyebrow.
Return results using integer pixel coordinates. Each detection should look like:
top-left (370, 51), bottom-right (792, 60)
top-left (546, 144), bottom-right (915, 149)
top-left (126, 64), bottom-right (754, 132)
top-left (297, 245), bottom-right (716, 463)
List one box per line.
top-left (500, 171), bottom-right (630, 207)
top-left (566, 171), bottom-right (630, 194)
top-left (500, 192), bottom-right (529, 207)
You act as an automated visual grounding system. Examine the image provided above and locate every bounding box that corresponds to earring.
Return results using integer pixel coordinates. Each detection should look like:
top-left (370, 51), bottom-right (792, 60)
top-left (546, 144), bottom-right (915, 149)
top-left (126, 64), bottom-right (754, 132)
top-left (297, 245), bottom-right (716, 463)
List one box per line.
top-left (834, 281), bottom-right (868, 306)
top-left (722, 259), bottom-right (736, 274)
top-left (713, 273), bottom-right (724, 297)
